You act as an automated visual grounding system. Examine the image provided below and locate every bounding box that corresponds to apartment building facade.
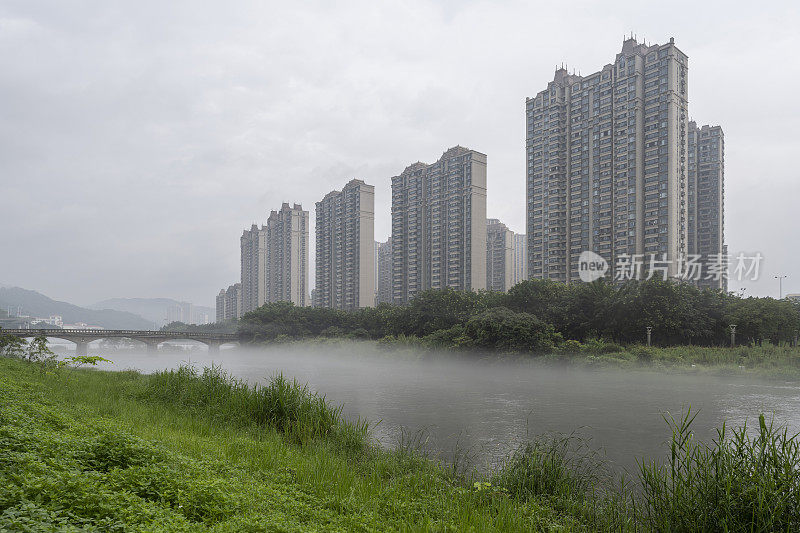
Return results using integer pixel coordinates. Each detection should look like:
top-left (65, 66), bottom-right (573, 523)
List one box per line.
top-left (240, 224), bottom-right (267, 313)
top-left (391, 146), bottom-right (487, 303)
top-left (215, 289), bottom-right (226, 322)
top-left (526, 37), bottom-right (690, 282)
top-left (512, 233), bottom-right (527, 286)
top-left (486, 219), bottom-right (514, 292)
top-left (215, 283), bottom-right (242, 322)
top-left (266, 203), bottom-right (309, 306)
top-left (315, 179), bottom-right (376, 309)
top-left (687, 122), bottom-right (726, 290)
top-left (376, 238), bottom-right (392, 304)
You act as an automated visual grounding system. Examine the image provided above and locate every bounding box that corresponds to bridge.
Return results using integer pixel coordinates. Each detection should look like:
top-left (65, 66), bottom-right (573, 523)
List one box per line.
top-left (1, 329), bottom-right (239, 355)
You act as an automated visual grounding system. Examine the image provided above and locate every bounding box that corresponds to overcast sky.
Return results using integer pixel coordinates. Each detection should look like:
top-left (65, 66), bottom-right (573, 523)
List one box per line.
top-left (1, 0), bottom-right (798, 307)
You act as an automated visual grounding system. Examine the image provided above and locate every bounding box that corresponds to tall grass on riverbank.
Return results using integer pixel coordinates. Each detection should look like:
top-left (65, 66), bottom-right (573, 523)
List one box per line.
top-left (141, 364), bottom-right (369, 451)
top-left (494, 433), bottom-right (634, 530)
top-left (638, 409), bottom-right (800, 532)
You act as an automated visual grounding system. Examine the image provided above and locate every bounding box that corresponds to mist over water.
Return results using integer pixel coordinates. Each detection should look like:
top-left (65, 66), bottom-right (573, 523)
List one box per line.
top-left (83, 342), bottom-right (800, 475)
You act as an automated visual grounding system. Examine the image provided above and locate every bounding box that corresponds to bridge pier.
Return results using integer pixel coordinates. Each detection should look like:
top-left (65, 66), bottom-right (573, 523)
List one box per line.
top-left (75, 341), bottom-right (89, 356)
top-left (146, 342), bottom-right (159, 355)
top-left (207, 342), bottom-right (220, 355)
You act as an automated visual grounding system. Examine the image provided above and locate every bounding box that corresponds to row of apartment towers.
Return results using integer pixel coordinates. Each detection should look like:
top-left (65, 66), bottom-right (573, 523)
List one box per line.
top-left (217, 37), bottom-right (725, 321)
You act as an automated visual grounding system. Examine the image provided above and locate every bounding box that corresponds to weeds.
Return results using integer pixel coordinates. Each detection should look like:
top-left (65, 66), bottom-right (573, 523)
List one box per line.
top-left (638, 408), bottom-right (800, 532)
top-left (140, 364), bottom-right (369, 450)
top-left (493, 432), bottom-right (634, 530)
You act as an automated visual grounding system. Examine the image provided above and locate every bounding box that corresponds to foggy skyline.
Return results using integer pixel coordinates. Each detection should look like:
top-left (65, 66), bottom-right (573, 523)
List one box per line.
top-left (1, 0), bottom-right (798, 307)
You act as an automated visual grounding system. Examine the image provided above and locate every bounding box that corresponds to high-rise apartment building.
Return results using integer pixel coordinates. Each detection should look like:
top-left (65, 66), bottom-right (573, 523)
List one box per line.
top-left (376, 238), bottom-right (392, 304)
top-left (215, 283), bottom-right (242, 322)
top-left (526, 37), bottom-right (689, 282)
top-left (166, 302), bottom-right (193, 324)
top-left (215, 289), bottom-right (226, 322)
top-left (266, 203), bottom-right (309, 306)
top-left (391, 146), bottom-right (487, 303)
top-left (241, 224), bottom-right (267, 313)
top-left (315, 179), bottom-right (376, 309)
top-left (687, 122), bottom-right (725, 290)
top-left (512, 233), bottom-right (527, 286)
top-left (225, 283), bottom-right (242, 319)
top-left (486, 219), bottom-right (514, 292)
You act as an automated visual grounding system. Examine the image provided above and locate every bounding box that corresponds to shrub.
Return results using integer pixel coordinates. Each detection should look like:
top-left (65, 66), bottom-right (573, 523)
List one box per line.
top-left (583, 338), bottom-right (624, 354)
top-left (463, 307), bottom-right (558, 352)
top-left (558, 339), bottom-right (584, 354)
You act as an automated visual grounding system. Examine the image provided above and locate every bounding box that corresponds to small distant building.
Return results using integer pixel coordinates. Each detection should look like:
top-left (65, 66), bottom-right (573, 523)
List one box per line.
top-left (0, 316), bottom-right (33, 329)
top-left (166, 302), bottom-right (193, 324)
top-left (787, 294), bottom-right (800, 303)
top-left (62, 322), bottom-right (104, 330)
top-left (31, 315), bottom-right (63, 327)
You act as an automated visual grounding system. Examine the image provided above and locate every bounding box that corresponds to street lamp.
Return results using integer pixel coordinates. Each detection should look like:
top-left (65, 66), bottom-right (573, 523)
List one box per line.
top-left (729, 324), bottom-right (737, 347)
top-left (775, 275), bottom-right (788, 299)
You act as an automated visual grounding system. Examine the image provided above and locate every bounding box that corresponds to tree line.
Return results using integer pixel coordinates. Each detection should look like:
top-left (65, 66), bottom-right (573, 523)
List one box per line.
top-left (237, 279), bottom-right (800, 351)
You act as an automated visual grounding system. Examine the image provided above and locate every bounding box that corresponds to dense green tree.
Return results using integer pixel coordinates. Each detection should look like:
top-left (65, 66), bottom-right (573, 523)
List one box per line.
top-left (234, 282), bottom-right (800, 351)
top-left (462, 307), bottom-right (558, 352)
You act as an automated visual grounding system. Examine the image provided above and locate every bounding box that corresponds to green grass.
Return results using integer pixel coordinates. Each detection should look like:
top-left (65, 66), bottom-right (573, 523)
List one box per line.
top-left (2, 356), bottom-right (800, 531)
top-left (553, 344), bottom-right (800, 379)
top-left (0, 358), bottom-right (568, 531)
top-left (140, 365), bottom-right (369, 450)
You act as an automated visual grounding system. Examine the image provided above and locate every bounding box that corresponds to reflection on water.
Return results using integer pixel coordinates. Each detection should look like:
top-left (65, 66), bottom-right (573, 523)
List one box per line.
top-left (87, 343), bottom-right (800, 475)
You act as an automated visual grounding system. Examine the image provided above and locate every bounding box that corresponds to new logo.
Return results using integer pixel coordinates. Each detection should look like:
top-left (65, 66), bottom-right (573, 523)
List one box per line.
top-left (578, 251), bottom-right (608, 282)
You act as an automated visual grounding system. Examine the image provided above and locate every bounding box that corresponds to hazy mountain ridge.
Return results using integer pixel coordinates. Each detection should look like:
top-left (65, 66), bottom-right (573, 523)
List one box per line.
top-left (0, 287), bottom-right (152, 330)
top-left (89, 297), bottom-right (214, 325)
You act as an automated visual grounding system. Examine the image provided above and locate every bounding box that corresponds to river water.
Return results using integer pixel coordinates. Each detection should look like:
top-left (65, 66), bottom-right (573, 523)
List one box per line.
top-left (89, 342), bottom-right (800, 476)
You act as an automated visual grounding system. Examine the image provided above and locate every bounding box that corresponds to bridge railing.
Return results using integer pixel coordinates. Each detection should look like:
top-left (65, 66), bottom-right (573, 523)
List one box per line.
top-left (1, 329), bottom-right (238, 339)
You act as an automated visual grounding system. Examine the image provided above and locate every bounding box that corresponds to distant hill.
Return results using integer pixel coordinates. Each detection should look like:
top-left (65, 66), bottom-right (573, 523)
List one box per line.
top-left (90, 297), bottom-right (214, 326)
top-left (0, 287), bottom-right (152, 330)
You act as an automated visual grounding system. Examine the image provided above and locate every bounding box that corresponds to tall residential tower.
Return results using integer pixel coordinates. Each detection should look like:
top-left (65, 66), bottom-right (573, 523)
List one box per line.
top-left (315, 179), bottom-right (376, 309)
top-left (512, 233), bottom-right (527, 286)
top-left (486, 219), bottom-right (514, 292)
top-left (687, 122), bottom-right (725, 290)
top-left (240, 224), bottom-right (267, 313)
top-left (391, 146), bottom-right (487, 303)
top-left (266, 203), bottom-right (309, 306)
top-left (526, 37), bottom-right (689, 281)
top-left (376, 238), bottom-right (392, 304)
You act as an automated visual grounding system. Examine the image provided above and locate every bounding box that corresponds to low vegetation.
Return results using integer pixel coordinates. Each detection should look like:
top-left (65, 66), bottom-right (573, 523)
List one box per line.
top-left (2, 353), bottom-right (800, 531)
top-left (141, 365), bottom-right (369, 449)
top-left (638, 409), bottom-right (800, 532)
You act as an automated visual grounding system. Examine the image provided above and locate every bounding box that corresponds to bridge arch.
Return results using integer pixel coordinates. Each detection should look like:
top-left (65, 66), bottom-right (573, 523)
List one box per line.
top-left (1, 329), bottom-right (239, 356)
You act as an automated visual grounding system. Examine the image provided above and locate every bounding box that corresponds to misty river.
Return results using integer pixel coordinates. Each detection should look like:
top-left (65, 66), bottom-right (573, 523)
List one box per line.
top-left (84, 342), bottom-right (800, 476)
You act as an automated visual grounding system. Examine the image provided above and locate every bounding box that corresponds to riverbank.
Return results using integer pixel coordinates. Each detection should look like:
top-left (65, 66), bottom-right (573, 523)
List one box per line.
top-left (0, 357), bottom-right (581, 531)
top-left (3, 356), bottom-right (799, 531)
top-left (262, 337), bottom-right (800, 381)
